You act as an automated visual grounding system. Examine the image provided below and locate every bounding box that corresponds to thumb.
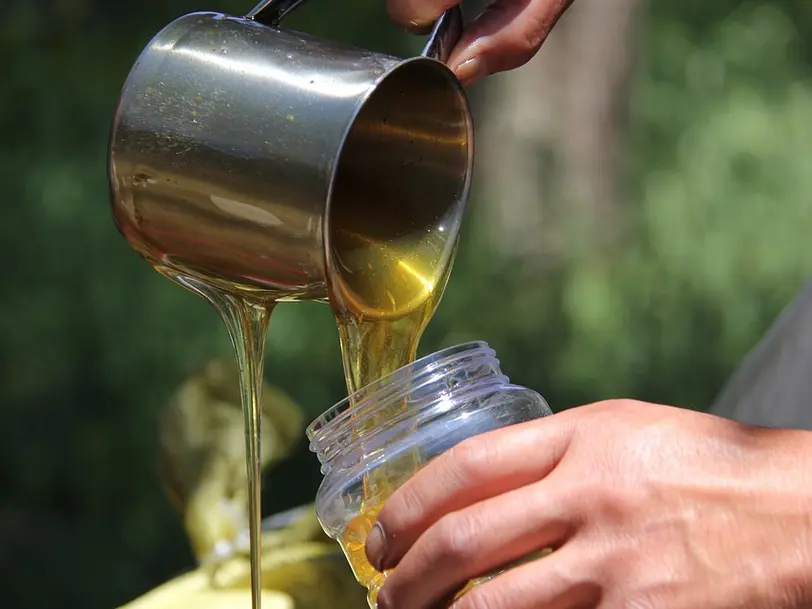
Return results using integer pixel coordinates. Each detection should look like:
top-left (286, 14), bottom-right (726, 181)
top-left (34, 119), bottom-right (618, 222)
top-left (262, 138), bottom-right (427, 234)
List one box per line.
top-left (449, 0), bottom-right (574, 85)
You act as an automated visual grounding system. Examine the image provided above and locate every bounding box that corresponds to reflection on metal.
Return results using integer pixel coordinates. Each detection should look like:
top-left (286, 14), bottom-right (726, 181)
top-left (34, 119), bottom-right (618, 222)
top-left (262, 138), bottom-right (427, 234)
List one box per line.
top-left (108, 9), bottom-right (472, 303)
top-left (711, 279), bottom-right (812, 430)
top-left (120, 359), bottom-right (366, 609)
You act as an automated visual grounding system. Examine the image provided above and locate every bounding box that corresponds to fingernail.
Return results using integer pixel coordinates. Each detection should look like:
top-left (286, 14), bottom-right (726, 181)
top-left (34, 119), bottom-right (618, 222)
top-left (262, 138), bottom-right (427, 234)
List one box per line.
top-left (365, 522), bottom-right (387, 571)
top-left (406, 18), bottom-right (434, 34)
top-left (453, 57), bottom-right (486, 87)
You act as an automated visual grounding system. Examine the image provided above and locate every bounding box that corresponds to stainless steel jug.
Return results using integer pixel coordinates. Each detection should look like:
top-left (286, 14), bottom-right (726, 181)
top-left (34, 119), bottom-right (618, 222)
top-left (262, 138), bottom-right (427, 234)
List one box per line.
top-left (109, 0), bottom-right (474, 301)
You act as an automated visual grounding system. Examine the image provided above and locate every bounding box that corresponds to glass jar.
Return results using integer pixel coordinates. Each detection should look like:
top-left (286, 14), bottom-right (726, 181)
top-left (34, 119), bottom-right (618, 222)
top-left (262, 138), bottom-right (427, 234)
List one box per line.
top-left (306, 341), bottom-right (553, 608)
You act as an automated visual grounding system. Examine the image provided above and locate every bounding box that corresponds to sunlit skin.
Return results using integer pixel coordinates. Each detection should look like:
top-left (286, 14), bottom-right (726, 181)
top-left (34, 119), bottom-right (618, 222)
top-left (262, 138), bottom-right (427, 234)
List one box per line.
top-left (386, 0), bottom-right (575, 86)
top-left (366, 400), bottom-right (812, 609)
top-left (365, 1), bottom-right (812, 607)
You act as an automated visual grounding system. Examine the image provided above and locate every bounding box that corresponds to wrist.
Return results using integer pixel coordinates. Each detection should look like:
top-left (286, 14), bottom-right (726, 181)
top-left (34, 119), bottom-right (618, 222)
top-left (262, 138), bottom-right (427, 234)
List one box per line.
top-left (749, 427), bottom-right (812, 608)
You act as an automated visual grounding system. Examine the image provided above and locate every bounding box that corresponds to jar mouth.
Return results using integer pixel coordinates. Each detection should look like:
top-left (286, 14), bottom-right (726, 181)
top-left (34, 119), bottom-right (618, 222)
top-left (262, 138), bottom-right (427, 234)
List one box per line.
top-left (306, 341), bottom-right (494, 443)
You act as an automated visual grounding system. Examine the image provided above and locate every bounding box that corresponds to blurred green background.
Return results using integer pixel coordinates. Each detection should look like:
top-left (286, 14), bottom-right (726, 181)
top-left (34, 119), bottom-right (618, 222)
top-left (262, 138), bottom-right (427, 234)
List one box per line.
top-left (2, 0), bottom-right (811, 607)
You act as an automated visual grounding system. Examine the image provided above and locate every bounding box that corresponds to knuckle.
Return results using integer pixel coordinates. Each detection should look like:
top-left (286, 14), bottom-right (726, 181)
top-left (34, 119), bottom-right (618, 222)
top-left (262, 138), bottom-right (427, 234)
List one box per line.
top-left (518, 17), bottom-right (547, 56)
top-left (431, 511), bottom-right (481, 563)
top-left (587, 398), bottom-right (641, 420)
top-left (595, 485), bottom-right (640, 524)
top-left (377, 484), bottom-right (424, 535)
top-left (555, 549), bottom-right (603, 594)
top-left (446, 436), bottom-right (495, 484)
top-left (571, 479), bottom-right (637, 525)
top-left (561, 479), bottom-right (613, 521)
top-left (486, 9), bottom-right (549, 71)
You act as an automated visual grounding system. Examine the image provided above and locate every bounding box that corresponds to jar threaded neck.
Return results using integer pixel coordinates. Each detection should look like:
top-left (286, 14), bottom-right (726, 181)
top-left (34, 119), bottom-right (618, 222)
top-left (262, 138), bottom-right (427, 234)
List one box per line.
top-left (306, 341), bottom-right (506, 472)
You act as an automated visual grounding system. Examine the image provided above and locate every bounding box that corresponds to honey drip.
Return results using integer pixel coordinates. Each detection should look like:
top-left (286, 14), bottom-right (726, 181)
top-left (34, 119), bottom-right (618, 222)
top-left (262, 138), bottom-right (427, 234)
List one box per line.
top-left (135, 70), bottom-right (466, 609)
top-left (111, 27), bottom-right (474, 609)
top-left (326, 186), bottom-right (460, 606)
top-left (151, 196), bottom-right (460, 609)
top-left (157, 269), bottom-right (274, 609)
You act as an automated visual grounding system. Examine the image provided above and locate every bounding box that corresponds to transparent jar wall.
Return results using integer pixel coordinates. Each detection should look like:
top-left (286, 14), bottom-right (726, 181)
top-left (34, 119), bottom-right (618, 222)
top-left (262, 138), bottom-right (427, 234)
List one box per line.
top-left (306, 342), bottom-right (552, 607)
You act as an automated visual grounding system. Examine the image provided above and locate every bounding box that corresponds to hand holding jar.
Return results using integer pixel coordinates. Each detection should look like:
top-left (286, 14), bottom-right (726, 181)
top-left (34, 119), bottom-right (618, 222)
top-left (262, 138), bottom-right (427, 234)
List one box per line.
top-left (367, 400), bottom-right (812, 609)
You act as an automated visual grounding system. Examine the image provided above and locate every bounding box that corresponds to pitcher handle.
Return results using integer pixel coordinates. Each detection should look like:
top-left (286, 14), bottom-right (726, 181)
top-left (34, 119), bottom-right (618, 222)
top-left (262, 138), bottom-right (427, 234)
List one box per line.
top-left (246, 0), bottom-right (463, 64)
top-left (419, 7), bottom-right (463, 64)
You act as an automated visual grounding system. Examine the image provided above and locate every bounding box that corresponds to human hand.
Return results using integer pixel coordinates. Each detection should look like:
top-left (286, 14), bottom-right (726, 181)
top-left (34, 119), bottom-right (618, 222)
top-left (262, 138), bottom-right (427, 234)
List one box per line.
top-left (389, 0), bottom-right (574, 85)
top-left (365, 399), bottom-right (812, 609)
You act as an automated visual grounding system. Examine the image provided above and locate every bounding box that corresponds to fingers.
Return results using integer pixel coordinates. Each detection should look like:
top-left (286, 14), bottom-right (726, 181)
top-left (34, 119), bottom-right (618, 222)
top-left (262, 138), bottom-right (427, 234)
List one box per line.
top-left (376, 476), bottom-right (575, 609)
top-left (386, 0), bottom-right (460, 31)
top-left (448, 542), bottom-right (601, 609)
top-left (386, 0), bottom-right (574, 86)
top-left (367, 414), bottom-right (575, 571)
top-left (449, 0), bottom-right (574, 84)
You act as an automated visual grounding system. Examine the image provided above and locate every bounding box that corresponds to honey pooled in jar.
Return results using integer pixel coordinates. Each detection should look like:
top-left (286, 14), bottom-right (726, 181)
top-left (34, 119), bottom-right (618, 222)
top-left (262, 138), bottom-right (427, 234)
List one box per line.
top-left (341, 505), bottom-right (387, 604)
top-left (328, 206), bottom-right (460, 503)
top-left (322, 59), bottom-right (469, 606)
top-left (339, 504), bottom-right (490, 608)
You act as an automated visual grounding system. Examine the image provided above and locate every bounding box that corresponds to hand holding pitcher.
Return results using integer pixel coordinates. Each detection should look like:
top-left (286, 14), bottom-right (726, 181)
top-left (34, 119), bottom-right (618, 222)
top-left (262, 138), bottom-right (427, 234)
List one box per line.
top-left (388, 0), bottom-right (575, 85)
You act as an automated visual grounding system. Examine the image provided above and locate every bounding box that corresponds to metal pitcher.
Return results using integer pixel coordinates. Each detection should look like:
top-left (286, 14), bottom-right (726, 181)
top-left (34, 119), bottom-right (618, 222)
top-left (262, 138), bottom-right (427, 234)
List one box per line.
top-left (109, 0), bottom-right (474, 301)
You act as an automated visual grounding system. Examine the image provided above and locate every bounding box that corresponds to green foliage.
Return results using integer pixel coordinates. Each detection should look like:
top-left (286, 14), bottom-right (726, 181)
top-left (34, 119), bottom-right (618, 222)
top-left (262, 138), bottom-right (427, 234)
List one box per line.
top-left (564, 1), bottom-right (812, 406)
top-left (1, 1), bottom-right (810, 608)
top-left (427, 1), bottom-right (812, 412)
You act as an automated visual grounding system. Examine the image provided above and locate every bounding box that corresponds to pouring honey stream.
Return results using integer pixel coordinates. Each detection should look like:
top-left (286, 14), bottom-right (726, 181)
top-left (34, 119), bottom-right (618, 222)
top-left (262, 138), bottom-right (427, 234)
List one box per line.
top-left (108, 4), bottom-right (472, 608)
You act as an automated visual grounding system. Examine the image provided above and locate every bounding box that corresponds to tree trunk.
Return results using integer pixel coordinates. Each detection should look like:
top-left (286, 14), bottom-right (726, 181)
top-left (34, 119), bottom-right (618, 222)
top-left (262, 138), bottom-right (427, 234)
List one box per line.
top-left (475, 0), bottom-right (644, 263)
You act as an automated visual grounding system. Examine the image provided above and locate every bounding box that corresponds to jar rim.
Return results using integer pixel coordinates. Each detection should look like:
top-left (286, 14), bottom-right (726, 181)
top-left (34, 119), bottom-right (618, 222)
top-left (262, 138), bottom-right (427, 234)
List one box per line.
top-left (306, 340), bottom-right (494, 442)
